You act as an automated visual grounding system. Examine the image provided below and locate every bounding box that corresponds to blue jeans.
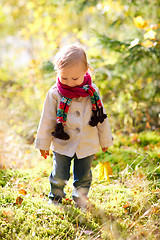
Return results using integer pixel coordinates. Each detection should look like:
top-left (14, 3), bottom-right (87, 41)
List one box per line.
top-left (48, 152), bottom-right (94, 200)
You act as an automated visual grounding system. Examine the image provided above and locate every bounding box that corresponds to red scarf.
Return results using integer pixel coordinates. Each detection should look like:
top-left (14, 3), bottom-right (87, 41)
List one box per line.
top-left (52, 73), bottom-right (107, 140)
top-left (57, 72), bottom-right (91, 98)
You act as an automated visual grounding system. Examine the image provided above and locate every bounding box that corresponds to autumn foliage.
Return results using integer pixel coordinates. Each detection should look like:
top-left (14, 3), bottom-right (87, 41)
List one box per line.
top-left (0, 1), bottom-right (159, 239)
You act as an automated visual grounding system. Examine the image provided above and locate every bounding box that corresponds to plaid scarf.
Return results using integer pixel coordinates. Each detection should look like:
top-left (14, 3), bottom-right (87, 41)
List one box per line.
top-left (51, 73), bottom-right (107, 140)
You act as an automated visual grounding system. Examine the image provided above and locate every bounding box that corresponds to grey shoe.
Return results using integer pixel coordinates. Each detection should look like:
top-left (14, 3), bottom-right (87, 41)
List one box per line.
top-left (48, 196), bottom-right (62, 205)
top-left (73, 196), bottom-right (88, 209)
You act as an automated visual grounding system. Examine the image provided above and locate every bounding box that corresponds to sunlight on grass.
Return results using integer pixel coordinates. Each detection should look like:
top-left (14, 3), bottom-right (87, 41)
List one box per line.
top-left (0, 131), bottom-right (160, 239)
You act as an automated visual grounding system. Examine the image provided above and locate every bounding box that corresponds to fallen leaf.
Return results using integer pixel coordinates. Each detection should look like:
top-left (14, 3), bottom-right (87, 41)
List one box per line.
top-left (43, 170), bottom-right (48, 176)
top-left (123, 201), bottom-right (130, 208)
top-left (2, 210), bottom-right (14, 217)
top-left (18, 183), bottom-right (26, 188)
top-left (33, 177), bottom-right (41, 182)
top-left (18, 189), bottom-right (27, 195)
top-left (15, 196), bottom-right (23, 205)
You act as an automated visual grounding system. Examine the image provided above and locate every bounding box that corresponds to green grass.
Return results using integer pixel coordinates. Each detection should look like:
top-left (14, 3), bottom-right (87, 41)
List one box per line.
top-left (0, 131), bottom-right (160, 239)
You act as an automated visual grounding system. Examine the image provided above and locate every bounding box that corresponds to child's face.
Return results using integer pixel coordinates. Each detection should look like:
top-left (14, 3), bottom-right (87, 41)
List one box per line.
top-left (58, 61), bottom-right (87, 87)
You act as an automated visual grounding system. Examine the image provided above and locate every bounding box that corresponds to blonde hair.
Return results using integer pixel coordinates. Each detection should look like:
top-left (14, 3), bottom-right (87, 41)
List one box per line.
top-left (54, 44), bottom-right (89, 71)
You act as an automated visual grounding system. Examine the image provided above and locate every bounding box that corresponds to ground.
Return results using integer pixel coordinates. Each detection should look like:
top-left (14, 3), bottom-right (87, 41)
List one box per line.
top-left (0, 131), bottom-right (160, 240)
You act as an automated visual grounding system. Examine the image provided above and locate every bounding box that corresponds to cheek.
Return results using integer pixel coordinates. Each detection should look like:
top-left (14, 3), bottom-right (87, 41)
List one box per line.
top-left (59, 78), bottom-right (67, 85)
top-left (78, 76), bottom-right (85, 85)
top-left (59, 79), bottom-right (64, 84)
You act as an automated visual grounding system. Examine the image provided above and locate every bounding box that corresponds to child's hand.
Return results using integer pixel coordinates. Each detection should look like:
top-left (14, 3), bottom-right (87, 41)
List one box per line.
top-left (102, 147), bottom-right (108, 152)
top-left (40, 149), bottom-right (49, 159)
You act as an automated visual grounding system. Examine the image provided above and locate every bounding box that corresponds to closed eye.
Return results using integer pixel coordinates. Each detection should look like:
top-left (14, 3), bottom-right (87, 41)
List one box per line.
top-left (61, 77), bottom-right (67, 80)
top-left (72, 78), bottom-right (79, 80)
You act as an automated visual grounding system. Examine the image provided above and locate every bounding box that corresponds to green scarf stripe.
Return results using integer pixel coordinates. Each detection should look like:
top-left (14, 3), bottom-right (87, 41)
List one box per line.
top-left (57, 109), bottom-right (64, 117)
top-left (93, 91), bottom-right (100, 102)
top-left (63, 112), bottom-right (68, 122)
top-left (90, 95), bottom-right (96, 105)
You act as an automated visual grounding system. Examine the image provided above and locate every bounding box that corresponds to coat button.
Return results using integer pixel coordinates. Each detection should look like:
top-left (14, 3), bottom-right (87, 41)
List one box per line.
top-left (75, 128), bottom-right (80, 133)
top-left (74, 111), bottom-right (80, 117)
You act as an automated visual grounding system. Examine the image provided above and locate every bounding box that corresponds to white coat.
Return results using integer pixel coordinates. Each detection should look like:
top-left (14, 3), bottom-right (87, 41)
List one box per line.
top-left (35, 83), bottom-right (113, 158)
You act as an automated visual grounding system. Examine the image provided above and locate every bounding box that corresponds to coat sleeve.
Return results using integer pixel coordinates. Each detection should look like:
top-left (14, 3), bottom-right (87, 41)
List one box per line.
top-left (35, 88), bottom-right (57, 151)
top-left (94, 84), bottom-right (113, 148)
top-left (97, 117), bottom-right (113, 148)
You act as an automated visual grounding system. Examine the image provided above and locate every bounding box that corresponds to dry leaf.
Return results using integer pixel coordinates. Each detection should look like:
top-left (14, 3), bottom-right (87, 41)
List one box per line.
top-left (104, 161), bottom-right (113, 183)
top-left (123, 201), bottom-right (130, 208)
top-left (2, 210), bottom-right (14, 217)
top-left (18, 183), bottom-right (26, 188)
top-left (15, 196), bottom-right (23, 205)
top-left (104, 161), bottom-right (113, 175)
top-left (18, 189), bottom-right (27, 195)
top-left (98, 161), bottom-right (113, 182)
top-left (133, 16), bottom-right (148, 29)
top-left (33, 177), bottom-right (41, 182)
top-left (98, 162), bottom-right (104, 181)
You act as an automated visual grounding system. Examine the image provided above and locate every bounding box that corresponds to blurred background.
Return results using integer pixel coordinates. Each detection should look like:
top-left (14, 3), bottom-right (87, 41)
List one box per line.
top-left (0, 0), bottom-right (159, 168)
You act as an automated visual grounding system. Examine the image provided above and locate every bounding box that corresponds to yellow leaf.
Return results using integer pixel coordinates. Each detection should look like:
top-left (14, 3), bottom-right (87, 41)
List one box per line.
top-left (98, 162), bottom-right (104, 181)
top-left (18, 183), bottom-right (26, 188)
top-left (104, 161), bottom-right (113, 183)
top-left (2, 210), bottom-right (14, 217)
top-left (104, 161), bottom-right (113, 175)
top-left (133, 16), bottom-right (148, 29)
top-left (144, 30), bottom-right (156, 40)
top-left (141, 40), bottom-right (154, 48)
top-left (18, 189), bottom-right (27, 195)
top-left (33, 177), bottom-right (41, 182)
top-left (98, 161), bottom-right (113, 182)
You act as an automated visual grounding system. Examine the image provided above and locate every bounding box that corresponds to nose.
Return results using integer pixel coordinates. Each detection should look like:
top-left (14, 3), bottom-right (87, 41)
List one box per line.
top-left (67, 80), bottom-right (76, 87)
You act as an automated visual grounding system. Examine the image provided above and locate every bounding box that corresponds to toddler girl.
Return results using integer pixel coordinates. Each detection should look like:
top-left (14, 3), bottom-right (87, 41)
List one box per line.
top-left (35, 44), bottom-right (113, 208)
